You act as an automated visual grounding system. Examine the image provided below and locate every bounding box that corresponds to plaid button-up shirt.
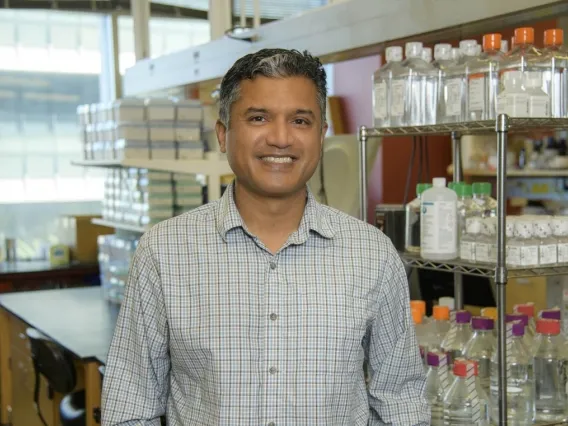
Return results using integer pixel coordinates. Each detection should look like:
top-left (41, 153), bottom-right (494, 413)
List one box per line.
top-left (102, 182), bottom-right (429, 425)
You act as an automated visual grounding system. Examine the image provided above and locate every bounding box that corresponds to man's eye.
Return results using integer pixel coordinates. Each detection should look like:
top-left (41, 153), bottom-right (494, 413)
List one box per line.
top-left (293, 118), bottom-right (310, 125)
top-left (249, 116), bottom-right (266, 122)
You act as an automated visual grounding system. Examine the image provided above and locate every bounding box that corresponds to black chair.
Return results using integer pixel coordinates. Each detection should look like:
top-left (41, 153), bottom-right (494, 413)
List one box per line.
top-left (26, 328), bottom-right (86, 426)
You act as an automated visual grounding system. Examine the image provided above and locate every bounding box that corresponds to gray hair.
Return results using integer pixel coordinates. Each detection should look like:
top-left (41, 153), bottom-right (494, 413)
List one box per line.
top-left (218, 49), bottom-right (327, 127)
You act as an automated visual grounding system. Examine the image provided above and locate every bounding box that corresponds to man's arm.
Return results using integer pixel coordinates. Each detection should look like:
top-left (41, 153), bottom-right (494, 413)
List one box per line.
top-left (366, 244), bottom-right (430, 425)
top-left (102, 236), bottom-right (170, 426)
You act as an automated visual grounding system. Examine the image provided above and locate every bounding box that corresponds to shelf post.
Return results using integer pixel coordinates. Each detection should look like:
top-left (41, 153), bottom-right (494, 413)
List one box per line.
top-left (452, 131), bottom-right (464, 309)
top-left (495, 113), bottom-right (509, 426)
top-left (358, 126), bottom-right (368, 223)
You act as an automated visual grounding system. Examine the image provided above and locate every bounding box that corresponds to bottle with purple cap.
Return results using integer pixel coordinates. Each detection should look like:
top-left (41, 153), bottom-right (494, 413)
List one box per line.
top-left (441, 310), bottom-right (472, 366)
top-left (425, 350), bottom-right (451, 425)
top-left (462, 316), bottom-right (496, 394)
top-left (506, 313), bottom-right (533, 352)
top-left (489, 320), bottom-right (534, 425)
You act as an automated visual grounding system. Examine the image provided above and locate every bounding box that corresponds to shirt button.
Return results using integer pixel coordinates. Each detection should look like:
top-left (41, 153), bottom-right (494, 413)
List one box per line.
top-left (269, 262), bottom-right (277, 270)
top-left (270, 313), bottom-right (278, 321)
top-left (268, 423), bottom-right (275, 426)
top-left (269, 366), bottom-right (278, 375)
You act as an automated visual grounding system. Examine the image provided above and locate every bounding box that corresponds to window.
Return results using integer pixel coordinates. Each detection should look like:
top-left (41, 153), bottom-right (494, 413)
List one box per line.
top-left (233, 0), bottom-right (328, 20)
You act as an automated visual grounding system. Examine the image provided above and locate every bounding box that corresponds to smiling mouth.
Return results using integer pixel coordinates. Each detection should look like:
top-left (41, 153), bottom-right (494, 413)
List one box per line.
top-left (260, 156), bottom-right (296, 164)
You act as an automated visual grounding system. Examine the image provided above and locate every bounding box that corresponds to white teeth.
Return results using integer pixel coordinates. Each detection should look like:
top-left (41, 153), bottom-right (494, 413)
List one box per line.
top-left (262, 156), bottom-right (293, 164)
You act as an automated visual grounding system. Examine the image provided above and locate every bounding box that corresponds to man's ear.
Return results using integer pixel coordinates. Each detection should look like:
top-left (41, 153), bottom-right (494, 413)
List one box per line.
top-left (216, 120), bottom-right (227, 153)
top-left (320, 122), bottom-right (329, 147)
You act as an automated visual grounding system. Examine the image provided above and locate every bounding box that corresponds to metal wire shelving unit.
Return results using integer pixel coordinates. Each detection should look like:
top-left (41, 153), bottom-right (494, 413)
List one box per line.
top-left (358, 115), bottom-right (568, 426)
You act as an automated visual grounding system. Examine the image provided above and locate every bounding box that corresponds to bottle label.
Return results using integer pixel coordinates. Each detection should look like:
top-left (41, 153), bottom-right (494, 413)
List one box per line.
top-left (460, 240), bottom-right (474, 261)
top-left (558, 243), bottom-right (568, 263)
top-left (445, 78), bottom-right (462, 116)
top-left (475, 242), bottom-right (490, 263)
top-left (528, 95), bottom-right (549, 117)
top-left (497, 93), bottom-right (529, 117)
top-left (468, 74), bottom-right (485, 112)
top-left (374, 81), bottom-right (387, 119)
top-left (390, 80), bottom-right (405, 117)
top-left (506, 246), bottom-right (522, 267)
top-left (421, 201), bottom-right (457, 255)
top-left (539, 244), bottom-right (557, 265)
top-left (520, 246), bottom-right (538, 266)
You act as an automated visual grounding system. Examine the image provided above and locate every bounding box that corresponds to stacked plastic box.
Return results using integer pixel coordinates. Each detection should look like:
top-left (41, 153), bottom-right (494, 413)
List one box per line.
top-left (97, 234), bottom-right (139, 304)
top-left (76, 98), bottom-right (204, 161)
top-left (173, 173), bottom-right (205, 216)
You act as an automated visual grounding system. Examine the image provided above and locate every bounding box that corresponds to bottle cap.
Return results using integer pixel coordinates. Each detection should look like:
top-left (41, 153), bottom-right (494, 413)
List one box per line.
top-left (471, 316), bottom-right (494, 330)
top-left (410, 299), bottom-right (426, 316)
top-left (533, 220), bottom-right (552, 238)
top-left (433, 305), bottom-right (450, 321)
top-left (539, 308), bottom-right (561, 321)
top-left (432, 177), bottom-right (447, 188)
top-left (405, 42), bottom-right (423, 59)
top-left (450, 47), bottom-right (462, 61)
top-left (502, 70), bottom-right (523, 88)
top-left (426, 350), bottom-right (449, 367)
top-left (421, 47), bottom-right (432, 63)
top-left (434, 43), bottom-right (452, 61)
top-left (455, 183), bottom-right (473, 197)
top-left (514, 220), bottom-right (534, 239)
top-left (463, 44), bottom-right (478, 57)
top-left (481, 307), bottom-right (498, 321)
top-left (500, 40), bottom-right (509, 53)
top-left (544, 29), bottom-right (564, 47)
top-left (472, 182), bottom-right (491, 195)
top-left (453, 358), bottom-right (478, 377)
top-left (514, 27), bottom-right (535, 45)
top-left (509, 320), bottom-right (525, 336)
top-left (411, 307), bottom-right (423, 325)
top-left (482, 33), bottom-right (502, 51)
top-left (455, 310), bottom-right (472, 324)
top-left (439, 297), bottom-right (455, 310)
top-left (506, 313), bottom-right (529, 328)
top-left (459, 39), bottom-right (477, 51)
top-left (481, 218), bottom-right (496, 236)
top-left (465, 217), bottom-right (482, 234)
top-left (514, 302), bottom-right (535, 318)
top-left (525, 71), bottom-right (544, 89)
top-left (536, 318), bottom-right (561, 335)
top-left (386, 46), bottom-right (403, 62)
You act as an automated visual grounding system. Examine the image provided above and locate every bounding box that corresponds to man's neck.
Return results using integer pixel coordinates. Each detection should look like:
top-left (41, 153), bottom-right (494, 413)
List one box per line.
top-left (234, 182), bottom-right (307, 253)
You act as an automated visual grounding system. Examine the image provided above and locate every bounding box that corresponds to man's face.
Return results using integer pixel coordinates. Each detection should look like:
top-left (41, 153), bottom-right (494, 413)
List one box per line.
top-left (216, 75), bottom-right (327, 198)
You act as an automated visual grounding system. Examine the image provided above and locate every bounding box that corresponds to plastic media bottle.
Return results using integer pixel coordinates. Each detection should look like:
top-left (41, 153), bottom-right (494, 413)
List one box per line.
top-left (422, 47), bottom-right (433, 63)
top-left (506, 220), bottom-right (523, 268)
top-left (539, 29), bottom-right (568, 118)
top-left (460, 217), bottom-right (482, 262)
top-left (525, 71), bottom-right (550, 117)
top-left (533, 318), bottom-right (567, 422)
top-left (502, 27), bottom-right (543, 74)
top-left (475, 219), bottom-right (496, 264)
top-left (443, 358), bottom-right (490, 425)
top-left (471, 182), bottom-right (497, 218)
top-left (456, 183), bottom-right (483, 241)
top-left (507, 313), bottom-right (534, 350)
top-left (397, 42), bottom-right (438, 126)
top-left (515, 303), bottom-right (537, 337)
top-left (463, 316), bottom-right (496, 394)
top-left (421, 177), bottom-right (458, 261)
top-left (441, 310), bottom-right (473, 366)
top-left (372, 46), bottom-right (403, 128)
top-left (498, 70), bottom-right (529, 117)
top-left (489, 320), bottom-right (535, 425)
top-left (514, 220), bottom-right (540, 268)
top-left (534, 219), bottom-right (558, 266)
top-left (451, 47), bottom-right (462, 63)
top-left (554, 216), bottom-right (568, 265)
top-left (441, 40), bottom-right (478, 123)
top-left (433, 43), bottom-right (455, 123)
top-left (431, 305), bottom-right (451, 350)
top-left (466, 33), bottom-right (504, 121)
top-left (412, 308), bottom-right (429, 361)
top-left (426, 350), bottom-right (451, 426)
top-left (405, 183), bottom-right (432, 253)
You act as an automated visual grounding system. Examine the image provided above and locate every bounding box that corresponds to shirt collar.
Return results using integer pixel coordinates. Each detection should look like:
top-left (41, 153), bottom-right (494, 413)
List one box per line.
top-left (215, 181), bottom-right (336, 242)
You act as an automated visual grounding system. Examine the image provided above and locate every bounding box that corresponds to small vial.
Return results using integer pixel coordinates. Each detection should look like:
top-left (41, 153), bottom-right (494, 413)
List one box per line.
top-left (525, 71), bottom-right (550, 117)
top-left (553, 216), bottom-right (568, 265)
top-left (515, 219), bottom-right (540, 268)
top-left (534, 219), bottom-right (557, 266)
top-left (461, 217), bottom-right (482, 262)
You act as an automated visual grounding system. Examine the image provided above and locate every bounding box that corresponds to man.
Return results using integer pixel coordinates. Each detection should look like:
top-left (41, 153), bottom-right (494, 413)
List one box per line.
top-left (102, 48), bottom-right (428, 425)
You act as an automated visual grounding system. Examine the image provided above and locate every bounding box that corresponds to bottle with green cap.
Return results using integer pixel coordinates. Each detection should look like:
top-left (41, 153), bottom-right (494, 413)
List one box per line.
top-left (472, 182), bottom-right (497, 218)
top-left (405, 183), bottom-right (432, 253)
top-left (456, 183), bottom-right (484, 241)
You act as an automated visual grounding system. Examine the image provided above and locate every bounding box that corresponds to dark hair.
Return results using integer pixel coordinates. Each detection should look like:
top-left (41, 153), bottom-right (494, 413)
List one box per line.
top-left (218, 48), bottom-right (327, 127)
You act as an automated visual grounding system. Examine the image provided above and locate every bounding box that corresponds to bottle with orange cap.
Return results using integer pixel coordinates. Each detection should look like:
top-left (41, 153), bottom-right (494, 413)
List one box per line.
top-left (539, 28), bottom-right (568, 118)
top-left (514, 302), bottom-right (536, 337)
top-left (465, 33), bottom-right (504, 121)
top-left (443, 358), bottom-right (490, 425)
top-left (411, 306), bottom-right (430, 363)
top-left (431, 305), bottom-right (451, 349)
top-left (533, 318), bottom-right (567, 422)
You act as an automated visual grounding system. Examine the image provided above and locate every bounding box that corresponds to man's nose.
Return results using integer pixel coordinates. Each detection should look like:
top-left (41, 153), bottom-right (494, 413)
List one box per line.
top-left (266, 118), bottom-right (292, 148)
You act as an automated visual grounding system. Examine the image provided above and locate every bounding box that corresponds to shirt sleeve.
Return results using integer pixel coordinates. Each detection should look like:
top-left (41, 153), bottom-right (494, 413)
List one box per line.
top-left (101, 236), bottom-right (170, 426)
top-left (366, 244), bottom-right (430, 425)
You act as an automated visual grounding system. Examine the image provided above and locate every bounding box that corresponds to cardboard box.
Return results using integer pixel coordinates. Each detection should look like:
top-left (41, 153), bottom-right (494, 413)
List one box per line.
top-left (59, 215), bottom-right (114, 263)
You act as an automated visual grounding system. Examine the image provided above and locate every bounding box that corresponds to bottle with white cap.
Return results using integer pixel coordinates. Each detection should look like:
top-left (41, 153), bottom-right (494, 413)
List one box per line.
top-left (525, 71), bottom-right (550, 117)
top-left (420, 177), bottom-right (458, 261)
top-left (433, 43), bottom-right (454, 125)
top-left (373, 46), bottom-right (404, 128)
top-left (534, 219), bottom-right (557, 266)
top-left (422, 46), bottom-right (433, 63)
top-left (451, 47), bottom-right (462, 63)
top-left (553, 216), bottom-right (568, 265)
top-left (440, 40), bottom-right (478, 123)
top-left (396, 41), bottom-right (438, 126)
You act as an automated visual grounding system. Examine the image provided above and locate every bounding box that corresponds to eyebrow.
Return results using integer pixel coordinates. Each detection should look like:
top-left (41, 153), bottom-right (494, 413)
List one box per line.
top-left (243, 107), bottom-right (316, 118)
